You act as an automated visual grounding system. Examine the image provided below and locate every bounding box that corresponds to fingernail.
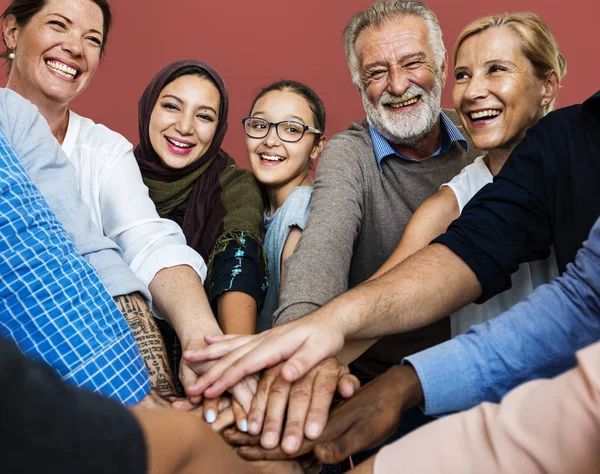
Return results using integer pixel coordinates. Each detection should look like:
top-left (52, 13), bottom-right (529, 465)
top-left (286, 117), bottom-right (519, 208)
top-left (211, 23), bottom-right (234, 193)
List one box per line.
top-left (306, 422), bottom-right (321, 438)
top-left (282, 436), bottom-right (298, 453)
top-left (249, 422), bottom-right (260, 435)
top-left (241, 419), bottom-right (248, 432)
top-left (205, 410), bottom-right (216, 423)
top-left (262, 432), bottom-right (277, 448)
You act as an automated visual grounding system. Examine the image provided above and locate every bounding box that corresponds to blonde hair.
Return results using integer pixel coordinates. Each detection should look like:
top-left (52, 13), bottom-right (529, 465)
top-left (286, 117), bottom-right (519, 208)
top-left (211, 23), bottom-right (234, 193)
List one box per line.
top-left (453, 12), bottom-right (566, 114)
top-left (343, 0), bottom-right (445, 88)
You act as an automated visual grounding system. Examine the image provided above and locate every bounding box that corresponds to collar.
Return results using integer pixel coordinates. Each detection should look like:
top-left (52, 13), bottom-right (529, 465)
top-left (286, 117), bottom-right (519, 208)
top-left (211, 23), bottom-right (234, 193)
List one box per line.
top-left (369, 111), bottom-right (468, 172)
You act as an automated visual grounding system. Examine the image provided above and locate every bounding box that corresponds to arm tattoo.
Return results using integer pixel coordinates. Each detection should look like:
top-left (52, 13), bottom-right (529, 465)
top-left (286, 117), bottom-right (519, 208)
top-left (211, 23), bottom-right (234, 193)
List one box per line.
top-left (114, 293), bottom-right (179, 398)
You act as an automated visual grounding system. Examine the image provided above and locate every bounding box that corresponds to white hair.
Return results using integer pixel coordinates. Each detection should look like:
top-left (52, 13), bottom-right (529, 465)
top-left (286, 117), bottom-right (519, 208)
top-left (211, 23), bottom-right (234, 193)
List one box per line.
top-left (342, 0), bottom-right (445, 87)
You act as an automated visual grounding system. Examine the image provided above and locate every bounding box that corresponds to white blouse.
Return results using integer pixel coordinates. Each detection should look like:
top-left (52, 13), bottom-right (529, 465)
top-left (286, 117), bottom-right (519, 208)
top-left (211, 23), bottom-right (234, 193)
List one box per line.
top-left (61, 110), bottom-right (207, 287)
top-left (443, 156), bottom-right (559, 336)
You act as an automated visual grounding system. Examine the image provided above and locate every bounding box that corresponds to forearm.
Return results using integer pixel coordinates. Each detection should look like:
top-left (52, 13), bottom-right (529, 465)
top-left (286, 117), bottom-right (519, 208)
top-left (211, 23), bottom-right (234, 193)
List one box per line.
top-left (149, 265), bottom-right (222, 348)
top-left (114, 293), bottom-right (178, 398)
top-left (133, 407), bottom-right (261, 474)
top-left (315, 244), bottom-right (481, 341)
top-left (218, 291), bottom-right (257, 335)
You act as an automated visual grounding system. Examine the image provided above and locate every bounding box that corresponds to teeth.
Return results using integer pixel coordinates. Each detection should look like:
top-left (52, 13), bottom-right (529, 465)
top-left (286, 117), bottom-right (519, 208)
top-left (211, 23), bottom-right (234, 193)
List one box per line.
top-left (388, 96), bottom-right (420, 108)
top-left (470, 110), bottom-right (501, 120)
top-left (166, 137), bottom-right (194, 148)
top-left (260, 154), bottom-right (285, 162)
top-left (46, 60), bottom-right (77, 78)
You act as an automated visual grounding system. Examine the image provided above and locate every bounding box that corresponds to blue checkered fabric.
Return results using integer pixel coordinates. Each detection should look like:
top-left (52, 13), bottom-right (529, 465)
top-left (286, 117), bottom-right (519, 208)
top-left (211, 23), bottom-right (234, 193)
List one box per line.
top-left (369, 111), bottom-right (468, 172)
top-left (0, 130), bottom-right (150, 405)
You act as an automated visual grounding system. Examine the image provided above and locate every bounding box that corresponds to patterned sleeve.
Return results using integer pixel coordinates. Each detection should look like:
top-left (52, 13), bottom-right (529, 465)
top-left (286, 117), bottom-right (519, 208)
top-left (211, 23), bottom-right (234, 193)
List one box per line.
top-left (208, 231), bottom-right (268, 311)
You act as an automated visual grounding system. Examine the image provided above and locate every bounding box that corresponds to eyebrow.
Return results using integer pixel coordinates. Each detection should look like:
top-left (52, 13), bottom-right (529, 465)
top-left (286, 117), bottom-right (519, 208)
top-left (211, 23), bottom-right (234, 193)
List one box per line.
top-left (50, 13), bottom-right (103, 37)
top-left (161, 95), bottom-right (218, 114)
top-left (252, 111), bottom-right (307, 124)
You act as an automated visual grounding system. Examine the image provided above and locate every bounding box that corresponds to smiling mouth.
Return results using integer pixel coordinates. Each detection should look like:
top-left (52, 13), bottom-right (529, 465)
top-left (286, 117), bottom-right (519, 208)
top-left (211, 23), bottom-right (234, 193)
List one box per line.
top-left (259, 153), bottom-right (286, 163)
top-left (469, 109), bottom-right (502, 121)
top-left (165, 136), bottom-right (195, 149)
top-left (385, 95), bottom-right (421, 109)
top-left (45, 60), bottom-right (79, 80)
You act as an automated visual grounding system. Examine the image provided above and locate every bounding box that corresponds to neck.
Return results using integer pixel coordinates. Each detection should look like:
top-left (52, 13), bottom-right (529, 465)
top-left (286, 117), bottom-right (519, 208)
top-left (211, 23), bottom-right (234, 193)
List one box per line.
top-left (6, 81), bottom-right (70, 144)
top-left (390, 117), bottom-right (442, 161)
top-left (483, 147), bottom-right (512, 177)
top-left (266, 171), bottom-right (313, 216)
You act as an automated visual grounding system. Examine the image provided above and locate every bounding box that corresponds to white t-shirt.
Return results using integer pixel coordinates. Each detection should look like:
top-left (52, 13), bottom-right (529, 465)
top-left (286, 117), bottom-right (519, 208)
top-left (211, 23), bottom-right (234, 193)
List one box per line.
top-left (61, 110), bottom-right (207, 287)
top-left (443, 156), bottom-right (559, 336)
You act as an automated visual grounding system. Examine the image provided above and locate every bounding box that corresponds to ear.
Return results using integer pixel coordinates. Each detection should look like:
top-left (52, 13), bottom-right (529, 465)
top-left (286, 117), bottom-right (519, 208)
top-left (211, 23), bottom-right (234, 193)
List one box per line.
top-left (3, 14), bottom-right (20, 51)
top-left (310, 135), bottom-right (327, 160)
top-left (439, 52), bottom-right (448, 89)
top-left (541, 71), bottom-right (560, 108)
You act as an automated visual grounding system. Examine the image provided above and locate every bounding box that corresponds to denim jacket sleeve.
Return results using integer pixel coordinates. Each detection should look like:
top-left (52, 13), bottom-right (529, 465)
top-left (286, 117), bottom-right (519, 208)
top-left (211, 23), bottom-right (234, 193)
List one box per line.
top-left (405, 215), bottom-right (600, 416)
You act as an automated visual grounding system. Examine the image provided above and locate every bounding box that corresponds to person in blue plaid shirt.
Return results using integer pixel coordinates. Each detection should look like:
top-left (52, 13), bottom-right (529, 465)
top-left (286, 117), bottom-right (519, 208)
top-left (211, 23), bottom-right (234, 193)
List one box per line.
top-left (0, 92), bottom-right (151, 405)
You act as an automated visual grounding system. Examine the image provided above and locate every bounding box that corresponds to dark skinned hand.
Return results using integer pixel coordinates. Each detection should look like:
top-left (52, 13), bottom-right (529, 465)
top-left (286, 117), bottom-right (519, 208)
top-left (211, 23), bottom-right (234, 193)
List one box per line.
top-left (224, 364), bottom-right (424, 465)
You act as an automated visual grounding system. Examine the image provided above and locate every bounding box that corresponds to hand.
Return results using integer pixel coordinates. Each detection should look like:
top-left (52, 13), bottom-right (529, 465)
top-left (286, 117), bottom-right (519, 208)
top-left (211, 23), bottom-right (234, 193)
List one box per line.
top-left (138, 389), bottom-right (183, 410)
top-left (183, 317), bottom-right (346, 399)
top-left (246, 359), bottom-right (359, 454)
top-left (227, 365), bottom-right (423, 464)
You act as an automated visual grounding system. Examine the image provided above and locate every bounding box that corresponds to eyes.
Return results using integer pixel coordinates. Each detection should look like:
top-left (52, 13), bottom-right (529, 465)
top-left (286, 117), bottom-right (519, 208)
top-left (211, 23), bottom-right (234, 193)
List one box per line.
top-left (365, 61), bottom-right (424, 80)
top-left (455, 64), bottom-right (510, 81)
top-left (47, 19), bottom-right (103, 48)
top-left (161, 102), bottom-right (215, 122)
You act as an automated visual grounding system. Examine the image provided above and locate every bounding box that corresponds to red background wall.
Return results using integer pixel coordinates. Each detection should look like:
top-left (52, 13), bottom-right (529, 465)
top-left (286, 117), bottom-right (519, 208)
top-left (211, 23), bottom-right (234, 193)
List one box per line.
top-left (1, 0), bottom-right (598, 168)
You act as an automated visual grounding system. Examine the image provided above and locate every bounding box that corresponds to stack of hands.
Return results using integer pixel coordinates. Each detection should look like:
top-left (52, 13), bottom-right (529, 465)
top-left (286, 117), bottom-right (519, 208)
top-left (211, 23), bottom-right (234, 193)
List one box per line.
top-left (162, 319), bottom-right (423, 470)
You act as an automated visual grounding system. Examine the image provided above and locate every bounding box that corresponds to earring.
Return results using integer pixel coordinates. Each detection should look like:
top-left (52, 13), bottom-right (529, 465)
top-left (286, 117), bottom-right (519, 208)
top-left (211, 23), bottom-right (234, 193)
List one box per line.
top-left (8, 50), bottom-right (15, 60)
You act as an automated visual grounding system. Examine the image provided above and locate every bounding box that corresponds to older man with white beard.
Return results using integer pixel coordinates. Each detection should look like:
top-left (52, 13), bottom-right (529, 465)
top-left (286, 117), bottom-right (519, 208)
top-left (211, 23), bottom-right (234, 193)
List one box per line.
top-left (254, 0), bottom-right (479, 448)
top-left (275, 0), bottom-right (477, 376)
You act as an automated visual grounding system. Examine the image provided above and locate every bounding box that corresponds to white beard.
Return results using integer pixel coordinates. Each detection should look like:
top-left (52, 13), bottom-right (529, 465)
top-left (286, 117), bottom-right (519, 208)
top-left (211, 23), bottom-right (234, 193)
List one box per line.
top-left (362, 77), bottom-right (443, 147)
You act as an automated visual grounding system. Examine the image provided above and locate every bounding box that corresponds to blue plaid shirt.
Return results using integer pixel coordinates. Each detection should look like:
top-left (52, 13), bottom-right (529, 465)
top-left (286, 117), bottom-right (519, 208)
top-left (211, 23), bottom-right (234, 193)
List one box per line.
top-left (0, 130), bottom-right (150, 405)
top-left (369, 111), bottom-right (468, 172)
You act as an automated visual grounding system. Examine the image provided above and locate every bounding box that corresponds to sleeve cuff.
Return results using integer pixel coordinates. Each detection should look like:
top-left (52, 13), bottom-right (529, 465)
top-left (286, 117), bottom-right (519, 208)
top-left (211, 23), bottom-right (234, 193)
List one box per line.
top-left (403, 338), bottom-right (482, 415)
top-left (273, 302), bottom-right (320, 326)
top-left (63, 330), bottom-right (151, 405)
top-left (131, 244), bottom-right (208, 287)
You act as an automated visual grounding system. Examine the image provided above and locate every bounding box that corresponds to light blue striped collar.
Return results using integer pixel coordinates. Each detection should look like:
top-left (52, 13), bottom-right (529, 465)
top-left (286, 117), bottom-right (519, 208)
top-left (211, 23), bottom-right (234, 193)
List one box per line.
top-left (369, 111), bottom-right (468, 172)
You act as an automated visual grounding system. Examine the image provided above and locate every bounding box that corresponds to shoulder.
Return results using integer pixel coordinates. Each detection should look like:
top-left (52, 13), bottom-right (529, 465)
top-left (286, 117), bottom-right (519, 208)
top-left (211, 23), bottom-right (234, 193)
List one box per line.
top-left (278, 187), bottom-right (313, 229)
top-left (219, 154), bottom-right (261, 191)
top-left (0, 89), bottom-right (41, 138)
top-left (320, 119), bottom-right (373, 162)
top-left (67, 111), bottom-right (134, 157)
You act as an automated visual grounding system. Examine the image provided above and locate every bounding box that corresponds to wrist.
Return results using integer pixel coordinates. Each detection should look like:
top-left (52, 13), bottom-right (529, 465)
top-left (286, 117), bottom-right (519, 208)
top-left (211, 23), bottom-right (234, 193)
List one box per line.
top-left (384, 364), bottom-right (424, 410)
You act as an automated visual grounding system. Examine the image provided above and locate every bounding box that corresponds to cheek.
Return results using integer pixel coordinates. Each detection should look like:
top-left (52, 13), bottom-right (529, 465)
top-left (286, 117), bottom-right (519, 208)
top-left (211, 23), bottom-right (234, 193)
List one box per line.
top-left (365, 82), bottom-right (383, 104)
top-left (199, 124), bottom-right (218, 147)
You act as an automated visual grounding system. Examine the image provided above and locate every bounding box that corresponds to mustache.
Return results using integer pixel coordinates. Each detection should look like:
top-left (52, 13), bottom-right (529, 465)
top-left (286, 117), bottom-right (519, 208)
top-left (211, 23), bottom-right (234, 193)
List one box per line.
top-left (379, 85), bottom-right (426, 106)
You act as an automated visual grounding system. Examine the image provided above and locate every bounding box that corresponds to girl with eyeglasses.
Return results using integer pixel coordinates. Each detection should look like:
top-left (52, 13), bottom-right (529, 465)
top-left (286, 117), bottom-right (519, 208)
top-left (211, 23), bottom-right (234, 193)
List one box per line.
top-left (244, 80), bottom-right (327, 332)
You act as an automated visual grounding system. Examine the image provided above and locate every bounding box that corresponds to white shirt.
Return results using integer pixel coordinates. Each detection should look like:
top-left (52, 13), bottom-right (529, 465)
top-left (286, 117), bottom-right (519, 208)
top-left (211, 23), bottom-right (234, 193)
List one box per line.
top-left (61, 110), bottom-right (207, 287)
top-left (443, 156), bottom-right (559, 336)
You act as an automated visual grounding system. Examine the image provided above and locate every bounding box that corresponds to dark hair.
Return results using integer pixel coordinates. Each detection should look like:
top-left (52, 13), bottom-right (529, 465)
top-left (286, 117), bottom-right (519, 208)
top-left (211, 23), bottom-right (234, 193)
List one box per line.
top-left (249, 79), bottom-right (326, 142)
top-left (1, 0), bottom-right (113, 61)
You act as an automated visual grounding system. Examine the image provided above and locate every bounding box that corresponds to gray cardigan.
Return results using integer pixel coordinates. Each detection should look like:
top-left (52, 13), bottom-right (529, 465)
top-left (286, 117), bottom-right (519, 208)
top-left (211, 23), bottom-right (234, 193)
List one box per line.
top-left (274, 113), bottom-right (480, 380)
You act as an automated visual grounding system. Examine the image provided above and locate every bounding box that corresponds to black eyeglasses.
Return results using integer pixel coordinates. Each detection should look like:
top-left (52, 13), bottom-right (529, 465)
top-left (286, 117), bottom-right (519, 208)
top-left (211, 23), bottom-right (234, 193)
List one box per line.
top-left (242, 117), bottom-right (322, 143)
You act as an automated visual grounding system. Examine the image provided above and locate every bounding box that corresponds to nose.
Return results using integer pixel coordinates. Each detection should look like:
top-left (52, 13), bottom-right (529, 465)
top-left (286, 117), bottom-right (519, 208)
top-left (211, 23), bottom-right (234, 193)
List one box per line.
top-left (263, 123), bottom-right (280, 147)
top-left (175, 114), bottom-right (194, 135)
top-left (463, 73), bottom-right (488, 102)
top-left (61, 32), bottom-right (83, 57)
top-left (387, 66), bottom-right (410, 97)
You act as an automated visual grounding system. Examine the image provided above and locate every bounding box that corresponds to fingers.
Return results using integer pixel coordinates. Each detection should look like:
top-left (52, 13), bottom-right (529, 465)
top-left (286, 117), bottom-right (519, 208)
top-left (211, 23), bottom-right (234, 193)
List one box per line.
top-left (303, 364), bottom-right (339, 441)
top-left (232, 399), bottom-right (248, 433)
top-left (279, 338), bottom-right (342, 383)
top-left (223, 429), bottom-right (262, 447)
top-left (171, 398), bottom-right (200, 412)
top-left (183, 334), bottom-right (257, 362)
top-left (314, 426), bottom-right (367, 465)
top-left (230, 374), bottom-right (259, 414)
top-left (211, 406), bottom-right (235, 432)
top-left (203, 397), bottom-right (219, 424)
top-left (179, 362), bottom-right (202, 404)
top-left (337, 373), bottom-right (361, 399)
top-left (280, 370), bottom-right (316, 454)
top-left (237, 445), bottom-right (293, 462)
top-left (248, 366), bottom-right (280, 435)
top-left (260, 377), bottom-right (292, 450)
